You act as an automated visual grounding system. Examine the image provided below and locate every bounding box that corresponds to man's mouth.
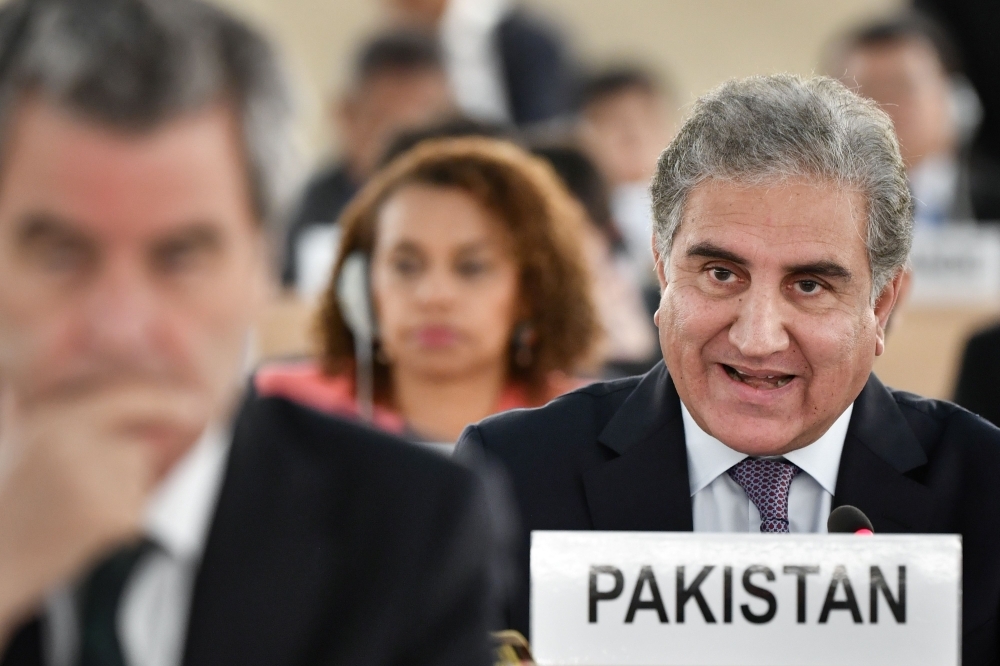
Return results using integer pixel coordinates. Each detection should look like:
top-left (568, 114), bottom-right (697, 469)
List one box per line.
top-left (722, 364), bottom-right (795, 390)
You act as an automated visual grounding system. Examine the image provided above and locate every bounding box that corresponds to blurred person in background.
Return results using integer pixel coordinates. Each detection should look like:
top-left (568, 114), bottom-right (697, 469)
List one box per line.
top-left (826, 12), bottom-right (1000, 226)
top-left (530, 144), bottom-right (659, 376)
top-left (256, 137), bottom-right (599, 445)
top-left (954, 323), bottom-right (1000, 428)
top-left (0, 1), bottom-right (497, 664)
top-left (282, 29), bottom-right (455, 294)
top-left (577, 66), bottom-right (678, 289)
top-left (378, 122), bottom-right (658, 377)
top-left (379, 116), bottom-right (515, 168)
top-left (382, 0), bottom-right (576, 127)
top-left (915, 0), bottom-right (1000, 180)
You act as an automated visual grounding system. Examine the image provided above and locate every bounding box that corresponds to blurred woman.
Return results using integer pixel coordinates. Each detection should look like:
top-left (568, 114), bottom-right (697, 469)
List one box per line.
top-left (256, 137), bottom-right (599, 443)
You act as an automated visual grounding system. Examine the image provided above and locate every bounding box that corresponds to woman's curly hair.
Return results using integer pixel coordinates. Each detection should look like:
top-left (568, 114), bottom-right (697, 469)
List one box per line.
top-left (316, 136), bottom-right (599, 401)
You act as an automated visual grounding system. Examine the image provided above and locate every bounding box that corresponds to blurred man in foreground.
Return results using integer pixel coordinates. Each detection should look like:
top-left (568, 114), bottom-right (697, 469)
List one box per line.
top-left (458, 74), bottom-right (1000, 664)
top-left (283, 29), bottom-right (454, 293)
top-left (0, 1), bottom-right (495, 665)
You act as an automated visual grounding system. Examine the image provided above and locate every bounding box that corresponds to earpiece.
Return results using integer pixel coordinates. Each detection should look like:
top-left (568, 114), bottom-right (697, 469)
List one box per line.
top-left (337, 251), bottom-right (375, 421)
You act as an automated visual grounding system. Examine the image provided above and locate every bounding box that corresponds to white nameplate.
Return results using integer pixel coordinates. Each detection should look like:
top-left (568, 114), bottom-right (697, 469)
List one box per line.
top-left (909, 224), bottom-right (1000, 304)
top-left (531, 531), bottom-right (960, 666)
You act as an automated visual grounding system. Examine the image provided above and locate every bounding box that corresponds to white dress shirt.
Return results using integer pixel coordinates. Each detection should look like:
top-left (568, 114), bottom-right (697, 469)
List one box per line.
top-left (44, 424), bottom-right (231, 666)
top-left (910, 154), bottom-right (961, 228)
top-left (681, 402), bottom-right (853, 533)
top-left (609, 183), bottom-right (656, 282)
top-left (440, 0), bottom-right (511, 124)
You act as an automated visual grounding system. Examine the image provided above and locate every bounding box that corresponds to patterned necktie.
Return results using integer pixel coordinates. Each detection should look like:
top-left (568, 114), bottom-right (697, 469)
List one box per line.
top-left (728, 458), bottom-right (801, 533)
top-left (77, 539), bottom-right (155, 666)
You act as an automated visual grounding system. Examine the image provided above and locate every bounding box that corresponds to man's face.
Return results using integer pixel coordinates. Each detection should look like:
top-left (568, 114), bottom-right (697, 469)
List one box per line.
top-left (580, 87), bottom-right (674, 187)
top-left (0, 100), bottom-right (268, 476)
top-left (383, 0), bottom-right (449, 27)
top-left (339, 68), bottom-right (454, 179)
top-left (655, 179), bottom-right (900, 455)
top-left (841, 37), bottom-right (955, 169)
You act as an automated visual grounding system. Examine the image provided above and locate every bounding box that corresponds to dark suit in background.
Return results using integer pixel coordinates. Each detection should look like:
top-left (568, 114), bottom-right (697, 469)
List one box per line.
top-left (458, 362), bottom-right (1000, 666)
top-left (3, 389), bottom-right (496, 666)
top-left (495, 8), bottom-right (576, 127)
top-left (281, 164), bottom-right (358, 288)
top-left (954, 322), bottom-right (1000, 427)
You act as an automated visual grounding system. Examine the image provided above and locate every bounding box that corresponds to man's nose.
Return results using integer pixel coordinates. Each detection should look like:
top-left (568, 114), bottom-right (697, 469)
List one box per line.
top-left (728, 286), bottom-right (790, 358)
top-left (80, 263), bottom-right (159, 355)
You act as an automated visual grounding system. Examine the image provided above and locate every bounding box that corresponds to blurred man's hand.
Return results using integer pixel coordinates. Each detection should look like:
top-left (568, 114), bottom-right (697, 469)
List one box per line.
top-left (0, 383), bottom-right (205, 643)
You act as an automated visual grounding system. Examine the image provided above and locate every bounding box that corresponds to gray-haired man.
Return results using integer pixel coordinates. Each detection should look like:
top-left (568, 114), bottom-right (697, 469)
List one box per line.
top-left (457, 73), bottom-right (1000, 664)
top-left (0, 1), bottom-right (495, 665)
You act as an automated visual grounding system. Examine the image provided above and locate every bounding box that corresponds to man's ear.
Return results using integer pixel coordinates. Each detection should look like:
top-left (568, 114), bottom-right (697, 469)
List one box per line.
top-left (873, 268), bottom-right (909, 357)
top-left (652, 235), bottom-right (667, 290)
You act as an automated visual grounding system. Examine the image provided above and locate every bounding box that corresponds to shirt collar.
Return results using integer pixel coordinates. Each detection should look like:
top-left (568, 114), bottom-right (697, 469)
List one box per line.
top-left (143, 423), bottom-right (231, 561)
top-left (682, 401), bottom-right (853, 497)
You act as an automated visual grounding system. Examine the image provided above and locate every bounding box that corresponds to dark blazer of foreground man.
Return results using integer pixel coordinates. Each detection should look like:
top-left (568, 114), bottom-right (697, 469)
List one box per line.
top-left (458, 74), bottom-right (1000, 666)
top-left (5, 391), bottom-right (494, 666)
top-left (0, 0), bottom-right (494, 665)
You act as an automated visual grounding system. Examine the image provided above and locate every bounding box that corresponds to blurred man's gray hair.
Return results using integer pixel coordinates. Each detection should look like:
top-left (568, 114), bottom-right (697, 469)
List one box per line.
top-left (650, 73), bottom-right (913, 301)
top-left (0, 0), bottom-right (299, 229)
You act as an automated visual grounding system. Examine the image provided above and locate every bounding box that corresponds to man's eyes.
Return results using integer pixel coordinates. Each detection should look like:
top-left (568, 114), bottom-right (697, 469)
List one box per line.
top-left (32, 240), bottom-right (94, 273)
top-left (705, 267), bottom-right (827, 296)
top-left (154, 244), bottom-right (201, 272)
top-left (796, 280), bottom-right (821, 294)
top-left (709, 267), bottom-right (736, 282)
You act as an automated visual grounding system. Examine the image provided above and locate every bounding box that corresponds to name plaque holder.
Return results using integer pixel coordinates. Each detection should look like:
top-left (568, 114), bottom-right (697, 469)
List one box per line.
top-left (531, 531), bottom-right (961, 666)
top-left (909, 224), bottom-right (1000, 304)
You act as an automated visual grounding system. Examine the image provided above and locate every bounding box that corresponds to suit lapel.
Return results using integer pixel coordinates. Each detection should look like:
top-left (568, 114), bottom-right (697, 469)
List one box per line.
top-left (181, 396), bottom-right (341, 666)
top-left (582, 363), bottom-right (693, 531)
top-left (834, 374), bottom-right (936, 533)
top-left (0, 618), bottom-right (42, 666)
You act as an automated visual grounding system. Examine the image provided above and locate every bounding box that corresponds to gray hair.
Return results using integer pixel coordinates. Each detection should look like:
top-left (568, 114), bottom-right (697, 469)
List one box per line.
top-left (650, 74), bottom-right (913, 300)
top-left (0, 0), bottom-right (299, 229)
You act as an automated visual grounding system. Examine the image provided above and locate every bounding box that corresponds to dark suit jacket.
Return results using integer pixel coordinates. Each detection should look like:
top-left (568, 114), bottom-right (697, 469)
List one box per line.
top-left (3, 390), bottom-right (495, 666)
top-left (457, 362), bottom-right (1000, 666)
top-left (955, 321), bottom-right (1000, 427)
top-left (495, 9), bottom-right (576, 126)
top-left (281, 163), bottom-right (358, 288)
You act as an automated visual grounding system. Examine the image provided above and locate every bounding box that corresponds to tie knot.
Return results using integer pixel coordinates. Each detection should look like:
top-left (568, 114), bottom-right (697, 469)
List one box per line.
top-left (77, 538), bottom-right (157, 666)
top-left (728, 457), bottom-right (801, 533)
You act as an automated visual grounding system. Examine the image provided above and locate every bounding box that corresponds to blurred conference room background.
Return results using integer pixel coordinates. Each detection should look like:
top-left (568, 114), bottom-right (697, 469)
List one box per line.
top-left (204, 0), bottom-right (998, 409)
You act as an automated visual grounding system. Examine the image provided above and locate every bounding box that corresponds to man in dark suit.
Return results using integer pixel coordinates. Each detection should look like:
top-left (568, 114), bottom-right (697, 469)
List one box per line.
top-left (458, 73), bottom-right (1000, 665)
top-left (383, 0), bottom-right (577, 127)
top-left (955, 323), bottom-right (1000, 427)
top-left (282, 30), bottom-right (455, 290)
top-left (0, 1), bottom-right (494, 664)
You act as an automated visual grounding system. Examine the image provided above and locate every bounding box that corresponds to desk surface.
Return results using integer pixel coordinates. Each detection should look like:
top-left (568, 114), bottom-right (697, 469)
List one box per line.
top-left (874, 303), bottom-right (1000, 400)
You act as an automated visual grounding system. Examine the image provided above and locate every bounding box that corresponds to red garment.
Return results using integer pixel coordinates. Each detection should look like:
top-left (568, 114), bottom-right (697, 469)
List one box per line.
top-left (254, 360), bottom-right (585, 435)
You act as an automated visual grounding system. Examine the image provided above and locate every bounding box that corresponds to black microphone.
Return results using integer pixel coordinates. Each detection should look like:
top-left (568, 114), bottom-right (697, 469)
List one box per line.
top-left (827, 505), bottom-right (874, 535)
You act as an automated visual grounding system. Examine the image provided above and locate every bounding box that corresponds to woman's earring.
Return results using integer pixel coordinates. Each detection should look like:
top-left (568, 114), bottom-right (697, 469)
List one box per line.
top-left (513, 321), bottom-right (537, 368)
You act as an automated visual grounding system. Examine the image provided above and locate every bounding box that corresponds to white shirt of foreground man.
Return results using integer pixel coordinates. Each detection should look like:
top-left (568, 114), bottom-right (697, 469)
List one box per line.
top-left (45, 426), bottom-right (229, 666)
top-left (683, 402), bottom-right (852, 533)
